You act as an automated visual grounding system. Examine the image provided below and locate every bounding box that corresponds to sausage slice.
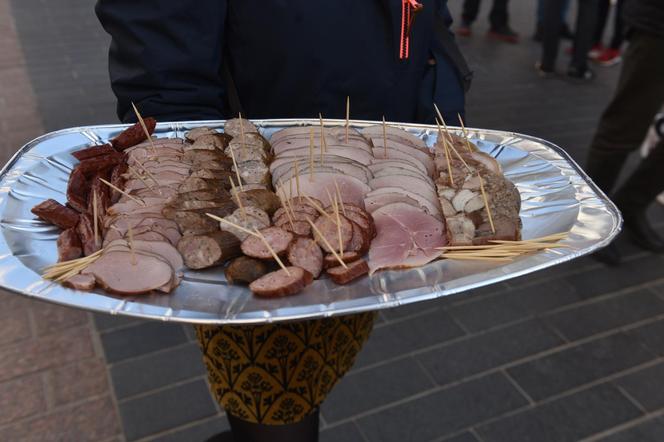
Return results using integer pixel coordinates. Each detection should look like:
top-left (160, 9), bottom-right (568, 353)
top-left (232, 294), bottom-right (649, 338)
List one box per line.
top-left (312, 215), bottom-right (353, 253)
top-left (241, 227), bottom-right (293, 260)
top-left (327, 259), bottom-right (369, 285)
top-left (249, 266), bottom-right (313, 297)
top-left (287, 237), bottom-right (323, 278)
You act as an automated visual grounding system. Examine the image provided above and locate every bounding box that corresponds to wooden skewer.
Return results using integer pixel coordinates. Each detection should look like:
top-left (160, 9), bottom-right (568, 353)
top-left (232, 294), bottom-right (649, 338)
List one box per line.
top-left (92, 190), bottom-right (99, 247)
top-left (345, 96), bottom-right (350, 144)
top-left (131, 102), bottom-right (157, 155)
top-left (99, 178), bottom-right (145, 206)
top-left (309, 127), bottom-right (314, 182)
top-left (227, 141), bottom-right (244, 191)
top-left (277, 190), bottom-right (296, 231)
top-left (206, 213), bottom-right (260, 238)
top-left (239, 112), bottom-right (247, 154)
top-left (254, 228), bottom-right (291, 276)
top-left (229, 177), bottom-right (247, 222)
top-left (333, 195), bottom-right (344, 256)
top-left (306, 219), bottom-right (348, 269)
top-left (303, 195), bottom-right (336, 223)
top-left (440, 120), bottom-right (472, 172)
top-left (294, 160), bottom-right (301, 197)
top-left (382, 115), bottom-right (388, 159)
top-left (478, 173), bottom-right (496, 234)
top-left (127, 224), bottom-right (137, 265)
top-left (127, 165), bottom-right (155, 192)
top-left (333, 178), bottom-right (346, 216)
top-left (457, 113), bottom-right (474, 152)
top-left (324, 187), bottom-right (335, 211)
top-left (319, 113), bottom-right (327, 153)
top-left (435, 118), bottom-right (455, 187)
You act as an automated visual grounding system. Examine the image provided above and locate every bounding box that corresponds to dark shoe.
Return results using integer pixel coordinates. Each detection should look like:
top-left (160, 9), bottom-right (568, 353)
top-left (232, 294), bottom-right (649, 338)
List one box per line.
top-left (488, 26), bottom-right (519, 43)
top-left (560, 23), bottom-right (574, 40)
top-left (457, 23), bottom-right (472, 37)
top-left (534, 62), bottom-right (555, 79)
top-left (592, 242), bottom-right (621, 266)
top-left (623, 212), bottom-right (664, 252)
top-left (566, 65), bottom-right (595, 82)
top-left (206, 431), bottom-right (235, 442)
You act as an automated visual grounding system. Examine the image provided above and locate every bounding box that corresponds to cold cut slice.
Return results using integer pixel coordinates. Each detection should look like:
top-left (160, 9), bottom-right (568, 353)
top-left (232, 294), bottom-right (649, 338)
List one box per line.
top-left (177, 231), bottom-right (242, 269)
top-left (63, 273), bottom-right (96, 291)
top-left (323, 251), bottom-right (362, 269)
top-left (287, 237), bottom-right (323, 278)
top-left (111, 118), bottom-right (157, 151)
top-left (57, 228), bottom-right (82, 262)
top-left (312, 215), bottom-right (353, 253)
top-left (241, 227), bottom-right (293, 260)
top-left (225, 256), bottom-right (270, 285)
top-left (249, 266), bottom-right (313, 298)
top-left (31, 199), bottom-right (80, 229)
top-left (326, 259), bottom-right (369, 285)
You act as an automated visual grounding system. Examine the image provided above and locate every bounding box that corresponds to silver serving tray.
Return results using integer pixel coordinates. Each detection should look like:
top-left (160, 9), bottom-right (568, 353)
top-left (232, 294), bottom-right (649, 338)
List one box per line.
top-left (0, 119), bottom-right (621, 324)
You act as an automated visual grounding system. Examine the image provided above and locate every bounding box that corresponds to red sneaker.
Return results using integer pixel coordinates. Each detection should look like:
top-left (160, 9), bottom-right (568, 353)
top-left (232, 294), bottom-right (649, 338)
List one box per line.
top-left (596, 48), bottom-right (622, 66)
top-left (457, 25), bottom-right (472, 37)
top-left (588, 43), bottom-right (604, 60)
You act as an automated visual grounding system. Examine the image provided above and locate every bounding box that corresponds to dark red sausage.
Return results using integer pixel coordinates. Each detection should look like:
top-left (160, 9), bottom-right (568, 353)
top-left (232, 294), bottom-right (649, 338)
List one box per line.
top-left (326, 259), bottom-right (369, 285)
top-left (111, 117), bottom-right (157, 151)
top-left (66, 167), bottom-right (89, 213)
top-left (249, 267), bottom-right (313, 297)
top-left (77, 152), bottom-right (124, 177)
top-left (77, 213), bottom-right (100, 256)
top-left (109, 162), bottom-right (128, 203)
top-left (71, 143), bottom-right (116, 161)
top-left (31, 199), bottom-right (79, 229)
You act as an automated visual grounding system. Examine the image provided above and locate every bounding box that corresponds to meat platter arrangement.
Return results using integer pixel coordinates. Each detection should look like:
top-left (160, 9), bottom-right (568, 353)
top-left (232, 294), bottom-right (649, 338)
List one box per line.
top-left (30, 112), bottom-right (572, 300)
top-left (0, 116), bottom-right (620, 323)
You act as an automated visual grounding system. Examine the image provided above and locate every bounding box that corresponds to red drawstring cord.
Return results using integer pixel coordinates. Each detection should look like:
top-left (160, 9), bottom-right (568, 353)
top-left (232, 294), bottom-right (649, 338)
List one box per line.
top-left (400, 0), bottom-right (423, 59)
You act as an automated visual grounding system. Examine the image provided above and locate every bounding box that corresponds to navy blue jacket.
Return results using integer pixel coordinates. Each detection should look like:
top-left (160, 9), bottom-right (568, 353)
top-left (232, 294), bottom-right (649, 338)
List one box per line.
top-left (96, 0), bottom-right (469, 125)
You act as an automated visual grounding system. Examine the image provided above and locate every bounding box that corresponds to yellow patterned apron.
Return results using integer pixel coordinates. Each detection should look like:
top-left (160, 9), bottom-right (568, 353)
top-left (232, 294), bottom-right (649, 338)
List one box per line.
top-left (195, 312), bottom-right (376, 425)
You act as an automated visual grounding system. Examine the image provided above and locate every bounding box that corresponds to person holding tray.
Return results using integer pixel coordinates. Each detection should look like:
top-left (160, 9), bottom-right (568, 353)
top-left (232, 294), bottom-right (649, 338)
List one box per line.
top-left (96, 1), bottom-right (470, 441)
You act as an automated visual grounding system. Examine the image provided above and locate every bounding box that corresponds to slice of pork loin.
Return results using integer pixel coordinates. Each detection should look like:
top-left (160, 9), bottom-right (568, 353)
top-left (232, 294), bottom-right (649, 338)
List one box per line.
top-left (360, 125), bottom-right (428, 151)
top-left (272, 162), bottom-right (372, 185)
top-left (275, 173), bottom-right (371, 208)
top-left (368, 176), bottom-right (439, 208)
top-left (276, 146), bottom-right (373, 166)
top-left (82, 251), bottom-right (174, 295)
top-left (372, 148), bottom-right (435, 177)
top-left (105, 239), bottom-right (184, 271)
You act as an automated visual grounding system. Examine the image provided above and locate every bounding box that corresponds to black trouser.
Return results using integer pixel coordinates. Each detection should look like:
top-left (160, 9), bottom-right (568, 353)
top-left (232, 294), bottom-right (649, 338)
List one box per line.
top-left (540, 0), bottom-right (598, 71)
top-left (462, 0), bottom-right (509, 29)
top-left (594, 0), bottom-right (625, 49)
top-left (586, 31), bottom-right (664, 214)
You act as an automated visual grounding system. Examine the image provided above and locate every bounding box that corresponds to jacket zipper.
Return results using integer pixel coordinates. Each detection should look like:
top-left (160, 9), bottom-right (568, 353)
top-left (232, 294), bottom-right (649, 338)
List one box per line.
top-left (400, 0), bottom-right (423, 60)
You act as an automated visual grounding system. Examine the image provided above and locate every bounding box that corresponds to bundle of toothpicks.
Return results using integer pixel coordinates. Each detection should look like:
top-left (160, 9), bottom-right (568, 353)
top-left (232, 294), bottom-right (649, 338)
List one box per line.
top-left (438, 232), bottom-right (569, 262)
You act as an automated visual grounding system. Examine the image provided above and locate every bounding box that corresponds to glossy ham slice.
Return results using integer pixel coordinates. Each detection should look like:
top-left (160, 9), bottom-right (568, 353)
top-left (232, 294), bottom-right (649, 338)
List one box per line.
top-left (368, 203), bottom-right (446, 274)
top-left (82, 251), bottom-right (174, 295)
top-left (275, 173), bottom-right (371, 207)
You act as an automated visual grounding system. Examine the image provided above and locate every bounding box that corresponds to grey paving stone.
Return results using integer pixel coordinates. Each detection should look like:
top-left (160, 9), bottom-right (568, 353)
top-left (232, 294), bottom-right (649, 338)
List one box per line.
top-left (614, 362), bottom-right (664, 412)
top-left (356, 373), bottom-right (527, 442)
top-left (476, 384), bottom-right (642, 442)
top-left (563, 255), bottom-right (664, 300)
top-left (111, 343), bottom-right (206, 400)
top-left (507, 332), bottom-right (656, 401)
top-left (599, 417), bottom-right (664, 442)
top-left (320, 422), bottom-right (366, 442)
top-left (322, 357), bottom-right (435, 423)
top-left (100, 322), bottom-right (188, 364)
top-left (149, 417), bottom-right (229, 442)
top-left (417, 320), bottom-right (563, 386)
top-left (628, 319), bottom-right (664, 356)
top-left (119, 379), bottom-right (217, 441)
top-left (353, 309), bottom-right (466, 369)
top-left (446, 279), bottom-right (581, 332)
top-left (93, 313), bottom-right (145, 332)
top-left (545, 289), bottom-right (664, 341)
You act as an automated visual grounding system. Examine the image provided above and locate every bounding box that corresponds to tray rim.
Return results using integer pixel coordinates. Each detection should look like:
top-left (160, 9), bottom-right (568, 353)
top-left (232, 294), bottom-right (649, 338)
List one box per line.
top-left (0, 119), bottom-right (622, 324)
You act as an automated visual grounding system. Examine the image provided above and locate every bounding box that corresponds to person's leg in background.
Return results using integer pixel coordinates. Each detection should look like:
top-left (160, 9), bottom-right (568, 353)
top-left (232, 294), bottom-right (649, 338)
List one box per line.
top-left (592, 0), bottom-right (611, 55)
top-left (586, 31), bottom-right (664, 262)
top-left (458, 0), bottom-right (481, 36)
top-left (597, 0), bottom-right (626, 65)
top-left (538, 0), bottom-right (565, 74)
top-left (535, 0), bottom-right (573, 41)
top-left (195, 312), bottom-right (376, 442)
top-left (487, 0), bottom-right (519, 43)
top-left (568, 0), bottom-right (599, 79)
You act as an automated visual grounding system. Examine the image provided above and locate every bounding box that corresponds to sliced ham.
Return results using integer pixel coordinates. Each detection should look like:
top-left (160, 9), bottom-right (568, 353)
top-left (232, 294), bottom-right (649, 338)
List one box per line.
top-left (82, 251), bottom-right (174, 295)
top-left (276, 173), bottom-right (371, 207)
top-left (368, 203), bottom-right (446, 274)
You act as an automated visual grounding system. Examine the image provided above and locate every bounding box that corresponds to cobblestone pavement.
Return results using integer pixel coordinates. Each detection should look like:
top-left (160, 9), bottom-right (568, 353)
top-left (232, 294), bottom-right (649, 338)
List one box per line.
top-left (1, 0), bottom-right (663, 441)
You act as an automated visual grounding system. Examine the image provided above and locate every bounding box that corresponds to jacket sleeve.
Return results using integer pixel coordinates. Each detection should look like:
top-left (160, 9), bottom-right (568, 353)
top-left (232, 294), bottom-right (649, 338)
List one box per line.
top-left (95, 0), bottom-right (227, 123)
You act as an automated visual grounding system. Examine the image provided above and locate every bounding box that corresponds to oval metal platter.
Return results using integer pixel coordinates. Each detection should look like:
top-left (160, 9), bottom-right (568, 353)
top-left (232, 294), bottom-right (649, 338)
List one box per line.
top-left (0, 119), bottom-right (621, 324)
